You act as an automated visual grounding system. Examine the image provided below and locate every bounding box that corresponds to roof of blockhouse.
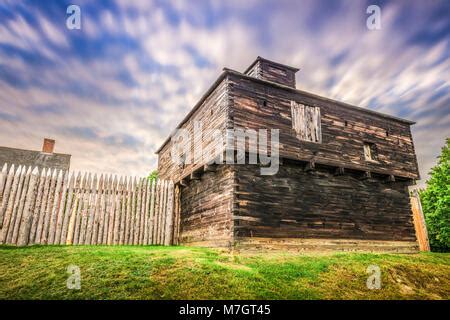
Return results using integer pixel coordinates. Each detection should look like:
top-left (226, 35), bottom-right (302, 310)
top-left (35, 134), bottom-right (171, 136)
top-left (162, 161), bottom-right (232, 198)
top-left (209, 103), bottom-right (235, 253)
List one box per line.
top-left (0, 146), bottom-right (71, 172)
top-left (155, 57), bottom-right (416, 154)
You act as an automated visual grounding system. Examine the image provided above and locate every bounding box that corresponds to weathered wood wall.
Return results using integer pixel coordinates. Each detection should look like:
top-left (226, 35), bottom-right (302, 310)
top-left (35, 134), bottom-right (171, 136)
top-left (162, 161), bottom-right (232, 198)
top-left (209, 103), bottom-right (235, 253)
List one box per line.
top-left (157, 78), bottom-right (229, 182)
top-left (228, 72), bottom-right (420, 180)
top-left (0, 163), bottom-right (176, 246)
top-left (178, 165), bottom-right (234, 247)
top-left (244, 57), bottom-right (297, 88)
top-left (234, 161), bottom-right (417, 242)
top-left (0, 146), bottom-right (71, 172)
top-left (155, 58), bottom-right (421, 251)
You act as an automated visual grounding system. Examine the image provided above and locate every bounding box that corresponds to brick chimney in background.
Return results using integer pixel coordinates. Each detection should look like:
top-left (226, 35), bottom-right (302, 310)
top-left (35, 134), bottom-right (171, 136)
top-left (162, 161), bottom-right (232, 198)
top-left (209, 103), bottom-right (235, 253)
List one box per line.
top-left (42, 138), bottom-right (55, 153)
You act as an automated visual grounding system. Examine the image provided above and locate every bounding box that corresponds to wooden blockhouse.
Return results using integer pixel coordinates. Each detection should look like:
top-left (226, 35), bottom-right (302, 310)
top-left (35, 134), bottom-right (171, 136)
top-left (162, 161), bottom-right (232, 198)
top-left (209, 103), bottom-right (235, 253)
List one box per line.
top-left (157, 57), bottom-right (420, 252)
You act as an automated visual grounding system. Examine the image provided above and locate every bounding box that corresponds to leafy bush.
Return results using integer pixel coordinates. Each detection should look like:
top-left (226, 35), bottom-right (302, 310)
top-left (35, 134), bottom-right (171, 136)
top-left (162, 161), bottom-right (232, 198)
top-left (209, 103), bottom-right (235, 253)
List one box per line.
top-left (419, 138), bottom-right (450, 252)
top-left (148, 170), bottom-right (158, 182)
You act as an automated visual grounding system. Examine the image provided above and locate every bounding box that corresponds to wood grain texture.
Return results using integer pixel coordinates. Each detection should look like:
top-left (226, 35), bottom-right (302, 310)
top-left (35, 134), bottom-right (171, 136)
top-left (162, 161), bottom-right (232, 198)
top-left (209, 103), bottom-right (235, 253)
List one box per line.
top-left (234, 162), bottom-right (416, 241)
top-left (156, 58), bottom-right (421, 251)
top-left (0, 167), bottom-right (175, 246)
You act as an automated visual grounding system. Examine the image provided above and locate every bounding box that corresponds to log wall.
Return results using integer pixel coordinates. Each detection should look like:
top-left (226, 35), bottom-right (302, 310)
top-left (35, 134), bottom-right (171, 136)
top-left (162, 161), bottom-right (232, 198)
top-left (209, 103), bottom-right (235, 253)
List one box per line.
top-left (228, 72), bottom-right (420, 179)
top-left (157, 78), bottom-right (229, 181)
top-left (234, 161), bottom-right (417, 242)
top-left (155, 58), bottom-right (421, 251)
top-left (178, 165), bottom-right (234, 247)
top-left (244, 57), bottom-right (297, 88)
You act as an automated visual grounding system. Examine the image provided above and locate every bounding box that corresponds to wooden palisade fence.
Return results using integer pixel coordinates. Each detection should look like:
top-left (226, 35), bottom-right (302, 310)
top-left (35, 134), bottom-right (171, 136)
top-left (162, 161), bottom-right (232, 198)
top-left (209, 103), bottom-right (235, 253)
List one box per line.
top-left (0, 163), bottom-right (178, 246)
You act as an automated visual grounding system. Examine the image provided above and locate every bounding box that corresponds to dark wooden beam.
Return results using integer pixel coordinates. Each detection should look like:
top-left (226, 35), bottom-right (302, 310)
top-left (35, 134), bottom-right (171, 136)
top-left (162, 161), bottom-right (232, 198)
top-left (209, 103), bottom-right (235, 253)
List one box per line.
top-left (304, 160), bottom-right (315, 172)
top-left (360, 171), bottom-right (371, 180)
top-left (204, 164), bottom-right (217, 172)
top-left (190, 171), bottom-right (201, 180)
top-left (334, 167), bottom-right (345, 176)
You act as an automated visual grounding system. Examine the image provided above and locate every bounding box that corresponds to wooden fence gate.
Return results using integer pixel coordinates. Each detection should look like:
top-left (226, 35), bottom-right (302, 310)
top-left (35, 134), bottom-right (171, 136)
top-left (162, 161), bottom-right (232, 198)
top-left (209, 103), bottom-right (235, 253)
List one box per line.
top-left (0, 163), bottom-right (179, 246)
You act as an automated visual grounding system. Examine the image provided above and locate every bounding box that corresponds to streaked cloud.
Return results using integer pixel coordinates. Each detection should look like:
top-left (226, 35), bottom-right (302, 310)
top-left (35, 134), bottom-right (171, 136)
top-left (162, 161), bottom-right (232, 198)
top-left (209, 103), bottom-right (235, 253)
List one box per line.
top-left (0, 0), bottom-right (448, 187)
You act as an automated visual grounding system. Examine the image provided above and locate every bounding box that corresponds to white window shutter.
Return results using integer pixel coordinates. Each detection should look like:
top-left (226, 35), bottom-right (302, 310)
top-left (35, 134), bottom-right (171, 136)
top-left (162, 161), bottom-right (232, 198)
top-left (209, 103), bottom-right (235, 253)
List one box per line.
top-left (291, 101), bottom-right (321, 143)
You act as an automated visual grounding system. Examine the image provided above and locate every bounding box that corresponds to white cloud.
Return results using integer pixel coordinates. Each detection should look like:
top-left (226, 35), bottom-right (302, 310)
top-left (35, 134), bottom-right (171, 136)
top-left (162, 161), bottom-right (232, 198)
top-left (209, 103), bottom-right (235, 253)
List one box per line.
top-left (0, 0), bottom-right (448, 186)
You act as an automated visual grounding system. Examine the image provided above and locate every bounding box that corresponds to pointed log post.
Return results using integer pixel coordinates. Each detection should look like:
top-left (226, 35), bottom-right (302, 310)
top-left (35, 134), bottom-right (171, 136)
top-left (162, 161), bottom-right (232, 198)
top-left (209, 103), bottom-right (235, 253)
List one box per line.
top-left (118, 176), bottom-right (128, 245)
top-left (102, 174), bottom-right (113, 244)
top-left (41, 169), bottom-right (58, 244)
top-left (143, 178), bottom-right (151, 245)
top-left (73, 172), bottom-right (88, 245)
top-left (141, 178), bottom-right (149, 245)
top-left (0, 163), bottom-right (8, 207)
top-left (0, 164), bottom-right (15, 229)
top-left (7, 166), bottom-right (28, 244)
top-left (29, 169), bottom-right (46, 243)
top-left (124, 177), bottom-right (132, 244)
top-left (48, 170), bottom-right (64, 244)
top-left (53, 171), bottom-right (68, 244)
top-left (134, 178), bottom-right (143, 245)
top-left (148, 179), bottom-right (156, 245)
top-left (78, 173), bottom-right (92, 244)
top-left (164, 181), bottom-right (175, 245)
top-left (139, 178), bottom-right (146, 245)
top-left (106, 175), bottom-right (117, 245)
top-left (129, 177), bottom-right (137, 244)
top-left (17, 167), bottom-right (40, 246)
top-left (34, 168), bottom-right (52, 244)
top-left (0, 166), bottom-right (21, 243)
top-left (66, 172), bottom-right (81, 245)
top-left (159, 180), bottom-right (168, 245)
top-left (113, 176), bottom-right (123, 245)
top-left (153, 179), bottom-right (161, 244)
top-left (59, 172), bottom-right (75, 244)
top-left (84, 174), bottom-right (98, 245)
top-left (91, 174), bottom-right (104, 245)
top-left (96, 174), bottom-right (106, 244)
top-left (11, 166), bottom-right (32, 244)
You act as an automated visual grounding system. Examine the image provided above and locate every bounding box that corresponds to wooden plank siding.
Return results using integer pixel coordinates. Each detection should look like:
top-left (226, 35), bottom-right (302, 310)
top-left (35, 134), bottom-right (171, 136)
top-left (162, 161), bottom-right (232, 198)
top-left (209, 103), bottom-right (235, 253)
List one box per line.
top-left (234, 162), bottom-right (416, 242)
top-left (227, 72), bottom-right (419, 180)
top-left (178, 165), bottom-right (234, 247)
top-left (157, 78), bottom-right (229, 182)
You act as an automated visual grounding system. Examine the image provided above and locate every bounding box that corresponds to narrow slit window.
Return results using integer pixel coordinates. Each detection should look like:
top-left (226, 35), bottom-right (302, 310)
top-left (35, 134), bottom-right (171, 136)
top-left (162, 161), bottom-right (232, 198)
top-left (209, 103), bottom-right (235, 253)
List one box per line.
top-left (290, 101), bottom-right (322, 143)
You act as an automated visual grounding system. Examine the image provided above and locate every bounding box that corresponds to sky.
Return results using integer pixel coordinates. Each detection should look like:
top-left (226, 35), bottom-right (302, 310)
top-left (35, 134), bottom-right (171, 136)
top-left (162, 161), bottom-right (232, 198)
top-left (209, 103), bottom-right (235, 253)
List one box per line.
top-left (0, 0), bottom-right (449, 187)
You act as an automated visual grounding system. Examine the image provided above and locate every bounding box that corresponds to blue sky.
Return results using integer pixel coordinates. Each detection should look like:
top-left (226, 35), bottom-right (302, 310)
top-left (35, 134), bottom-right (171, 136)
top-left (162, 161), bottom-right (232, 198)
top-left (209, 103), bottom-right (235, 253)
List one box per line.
top-left (0, 0), bottom-right (449, 187)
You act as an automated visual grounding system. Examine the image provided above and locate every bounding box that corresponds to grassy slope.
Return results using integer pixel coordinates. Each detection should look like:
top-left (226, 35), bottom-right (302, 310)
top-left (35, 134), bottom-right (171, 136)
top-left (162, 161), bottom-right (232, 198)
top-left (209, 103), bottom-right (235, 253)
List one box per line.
top-left (0, 245), bottom-right (448, 300)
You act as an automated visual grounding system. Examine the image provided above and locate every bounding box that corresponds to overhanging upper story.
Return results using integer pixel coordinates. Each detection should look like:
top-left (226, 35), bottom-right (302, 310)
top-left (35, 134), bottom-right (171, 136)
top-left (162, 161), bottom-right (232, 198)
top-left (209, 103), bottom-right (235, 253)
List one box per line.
top-left (157, 57), bottom-right (420, 182)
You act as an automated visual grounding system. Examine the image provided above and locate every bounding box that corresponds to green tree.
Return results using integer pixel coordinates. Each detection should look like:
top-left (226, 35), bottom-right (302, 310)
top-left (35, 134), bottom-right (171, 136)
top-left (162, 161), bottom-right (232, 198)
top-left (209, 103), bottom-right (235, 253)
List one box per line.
top-left (419, 138), bottom-right (450, 252)
top-left (148, 170), bottom-right (158, 183)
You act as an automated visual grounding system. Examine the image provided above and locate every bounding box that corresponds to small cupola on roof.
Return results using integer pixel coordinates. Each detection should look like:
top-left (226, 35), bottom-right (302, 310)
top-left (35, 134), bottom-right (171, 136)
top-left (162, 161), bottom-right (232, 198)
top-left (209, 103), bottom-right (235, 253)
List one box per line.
top-left (244, 56), bottom-right (299, 88)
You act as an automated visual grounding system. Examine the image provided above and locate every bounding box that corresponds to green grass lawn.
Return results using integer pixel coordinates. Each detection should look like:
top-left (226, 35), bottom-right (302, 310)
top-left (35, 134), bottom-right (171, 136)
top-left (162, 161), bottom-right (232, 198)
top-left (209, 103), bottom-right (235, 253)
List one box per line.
top-left (0, 245), bottom-right (448, 300)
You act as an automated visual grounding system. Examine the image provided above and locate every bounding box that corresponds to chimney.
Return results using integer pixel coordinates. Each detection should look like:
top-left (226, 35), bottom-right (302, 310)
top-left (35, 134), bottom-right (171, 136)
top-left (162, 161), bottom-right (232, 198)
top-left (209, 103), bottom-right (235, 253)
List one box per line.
top-left (244, 56), bottom-right (299, 88)
top-left (42, 138), bottom-right (55, 154)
